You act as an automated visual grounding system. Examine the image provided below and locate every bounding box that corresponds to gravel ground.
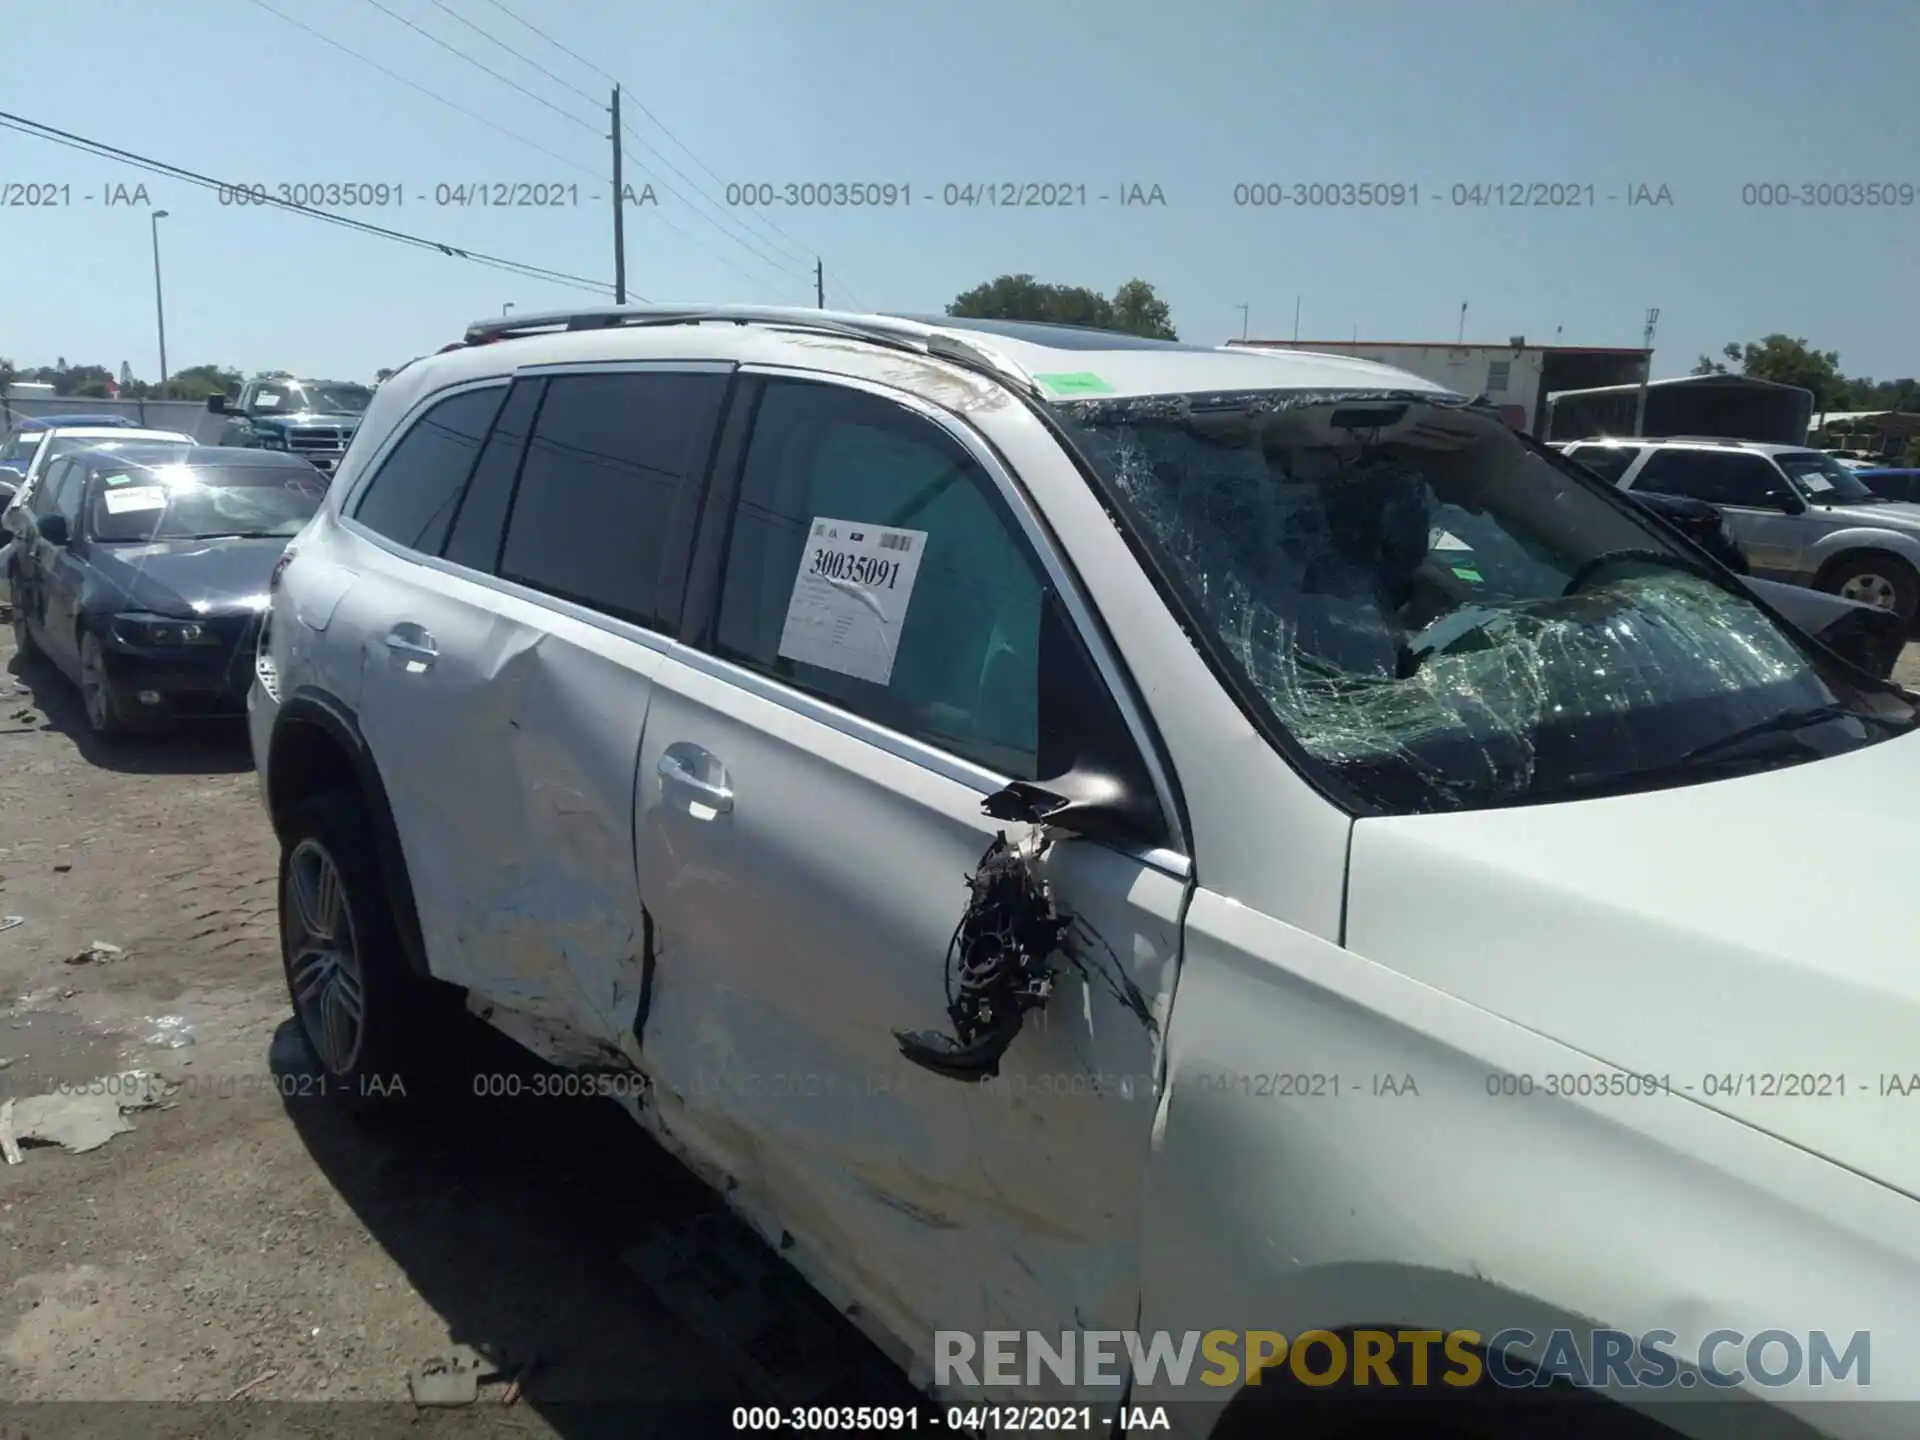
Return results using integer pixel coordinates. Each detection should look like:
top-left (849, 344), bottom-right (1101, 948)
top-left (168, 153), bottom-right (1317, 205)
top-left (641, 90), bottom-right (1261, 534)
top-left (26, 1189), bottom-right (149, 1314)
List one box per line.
top-left (0, 626), bottom-right (833, 1436)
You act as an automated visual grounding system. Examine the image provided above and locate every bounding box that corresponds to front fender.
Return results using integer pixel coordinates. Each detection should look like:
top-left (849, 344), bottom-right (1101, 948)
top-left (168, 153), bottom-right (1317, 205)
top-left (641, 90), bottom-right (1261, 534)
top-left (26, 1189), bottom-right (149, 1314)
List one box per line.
top-left (1135, 891), bottom-right (1920, 1439)
top-left (1806, 525), bottom-right (1920, 575)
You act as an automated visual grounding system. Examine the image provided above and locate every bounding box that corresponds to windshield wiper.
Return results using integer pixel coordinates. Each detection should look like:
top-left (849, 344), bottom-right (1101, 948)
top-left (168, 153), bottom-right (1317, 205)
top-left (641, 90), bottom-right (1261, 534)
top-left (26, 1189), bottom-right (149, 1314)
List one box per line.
top-left (1676, 703), bottom-right (1909, 765)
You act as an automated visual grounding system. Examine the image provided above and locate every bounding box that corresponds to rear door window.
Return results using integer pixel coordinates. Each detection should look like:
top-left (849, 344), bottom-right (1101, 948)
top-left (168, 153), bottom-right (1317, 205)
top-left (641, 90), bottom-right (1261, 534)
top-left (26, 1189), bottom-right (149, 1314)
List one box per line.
top-left (494, 370), bottom-right (727, 631)
top-left (1632, 449), bottom-right (1791, 507)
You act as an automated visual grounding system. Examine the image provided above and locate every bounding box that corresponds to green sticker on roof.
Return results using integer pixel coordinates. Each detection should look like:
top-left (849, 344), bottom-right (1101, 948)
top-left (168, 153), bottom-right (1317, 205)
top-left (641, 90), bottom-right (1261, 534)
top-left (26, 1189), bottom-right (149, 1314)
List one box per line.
top-left (1034, 372), bottom-right (1114, 397)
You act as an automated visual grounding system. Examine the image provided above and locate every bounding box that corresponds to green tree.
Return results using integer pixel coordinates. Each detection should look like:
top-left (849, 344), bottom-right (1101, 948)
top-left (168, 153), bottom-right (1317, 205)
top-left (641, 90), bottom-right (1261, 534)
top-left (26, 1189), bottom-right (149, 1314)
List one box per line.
top-left (163, 364), bottom-right (245, 401)
top-left (1110, 279), bottom-right (1178, 340)
top-left (1710, 335), bottom-right (1846, 408)
top-left (947, 274), bottom-right (1177, 340)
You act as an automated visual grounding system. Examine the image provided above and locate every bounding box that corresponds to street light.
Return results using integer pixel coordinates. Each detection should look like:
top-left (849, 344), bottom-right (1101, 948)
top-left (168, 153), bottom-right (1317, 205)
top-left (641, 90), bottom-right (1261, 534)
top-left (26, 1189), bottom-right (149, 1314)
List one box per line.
top-left (502, 302), bottom-right (514, 316)
top-left (150, 210), bottom-right (170, 400)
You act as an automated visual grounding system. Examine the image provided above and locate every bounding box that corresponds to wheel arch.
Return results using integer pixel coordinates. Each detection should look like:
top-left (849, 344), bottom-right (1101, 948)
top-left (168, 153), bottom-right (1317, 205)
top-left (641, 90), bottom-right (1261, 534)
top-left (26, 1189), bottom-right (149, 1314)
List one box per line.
top-left (267, 686), bottom-right (431, 977)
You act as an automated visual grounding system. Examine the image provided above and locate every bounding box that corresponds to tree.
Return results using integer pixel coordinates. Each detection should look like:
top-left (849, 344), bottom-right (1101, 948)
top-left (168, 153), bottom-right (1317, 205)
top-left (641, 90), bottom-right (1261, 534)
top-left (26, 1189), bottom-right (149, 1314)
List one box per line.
top-left (374, 367), bottom-right (396, 383)
top-left (946, 273), bottom-right (1178, 340)
top-left (163, 364), bottom-right (245, 400)
top-left (1110, 279), bottom-right (1178, 340)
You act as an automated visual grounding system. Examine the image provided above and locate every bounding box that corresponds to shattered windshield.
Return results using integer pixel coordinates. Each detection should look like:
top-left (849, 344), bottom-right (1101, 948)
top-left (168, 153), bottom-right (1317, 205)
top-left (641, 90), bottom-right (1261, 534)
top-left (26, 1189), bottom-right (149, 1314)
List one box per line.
top-left (1056, 390), bottom-right (1916, 815)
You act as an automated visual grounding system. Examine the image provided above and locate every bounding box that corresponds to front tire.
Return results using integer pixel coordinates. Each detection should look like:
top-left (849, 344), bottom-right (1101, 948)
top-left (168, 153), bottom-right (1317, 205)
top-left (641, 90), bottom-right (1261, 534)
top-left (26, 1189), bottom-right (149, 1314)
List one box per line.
top-left (278, 791), bottom-right (454, 1110)
top-left (1821, 551), bottom-right (1919, 624)
top-left (78, 631), bottom-right (125, 737)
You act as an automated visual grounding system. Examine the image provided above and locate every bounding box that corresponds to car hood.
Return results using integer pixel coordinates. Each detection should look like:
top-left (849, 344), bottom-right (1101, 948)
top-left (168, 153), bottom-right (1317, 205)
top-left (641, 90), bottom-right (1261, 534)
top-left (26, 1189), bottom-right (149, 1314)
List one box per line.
top-left (1346, 730), bottom-right (1920, 1198)
top-left (86, 536), bottom-right (288, 615)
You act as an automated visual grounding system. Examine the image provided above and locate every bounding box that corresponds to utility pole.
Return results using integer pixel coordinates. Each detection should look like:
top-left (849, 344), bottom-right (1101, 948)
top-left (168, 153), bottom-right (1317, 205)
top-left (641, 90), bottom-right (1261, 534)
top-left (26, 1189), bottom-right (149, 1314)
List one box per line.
top-left (610, 86), bottom-right (627, 305)
top-left (1633, 306), bottom-right (1660, 436)
top-left (1292, 296), bottom-right (1300, 343)
top-left (815, 258), bottom-right (824, 308)
top-left (1235, 304), bottom-right (1248, 340)
top-left (1457, 301), bottom-right (1468, 344)
top-left (150, 210), bottom-right (170, 399)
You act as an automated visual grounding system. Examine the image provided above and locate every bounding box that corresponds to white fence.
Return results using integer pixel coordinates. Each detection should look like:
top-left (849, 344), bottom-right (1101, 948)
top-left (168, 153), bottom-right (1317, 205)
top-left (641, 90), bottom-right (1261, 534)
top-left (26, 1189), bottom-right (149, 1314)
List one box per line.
top-left (1, 395), bottom-right (228, 443)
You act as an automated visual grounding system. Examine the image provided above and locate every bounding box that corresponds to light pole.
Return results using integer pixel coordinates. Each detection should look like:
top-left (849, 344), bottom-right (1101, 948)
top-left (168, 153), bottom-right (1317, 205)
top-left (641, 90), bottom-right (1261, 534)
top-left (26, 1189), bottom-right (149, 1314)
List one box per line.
top-left (502, 302), bottom-right (514, 317)
top-left (150, 210), bottom-right (170, 399)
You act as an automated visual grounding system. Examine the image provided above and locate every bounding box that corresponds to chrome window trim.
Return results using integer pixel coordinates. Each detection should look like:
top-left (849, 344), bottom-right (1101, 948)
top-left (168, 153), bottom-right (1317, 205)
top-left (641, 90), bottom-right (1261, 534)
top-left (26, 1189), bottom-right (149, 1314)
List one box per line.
top-left (732, 361), bottom-right (1192, 866)
top-left (511, 359), bottom-right (736, 378)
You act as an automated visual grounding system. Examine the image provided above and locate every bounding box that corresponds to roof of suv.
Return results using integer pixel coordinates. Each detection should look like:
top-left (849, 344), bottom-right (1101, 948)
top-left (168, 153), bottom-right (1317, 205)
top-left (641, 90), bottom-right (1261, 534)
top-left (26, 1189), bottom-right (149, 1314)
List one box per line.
top-left (438, 304), bottom-right (1463, 404)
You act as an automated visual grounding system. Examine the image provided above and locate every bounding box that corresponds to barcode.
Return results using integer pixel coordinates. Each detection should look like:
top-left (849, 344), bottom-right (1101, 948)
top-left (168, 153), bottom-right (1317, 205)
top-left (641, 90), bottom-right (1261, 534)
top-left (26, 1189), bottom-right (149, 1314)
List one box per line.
top-left (878, 532), bottom-right (914, 552)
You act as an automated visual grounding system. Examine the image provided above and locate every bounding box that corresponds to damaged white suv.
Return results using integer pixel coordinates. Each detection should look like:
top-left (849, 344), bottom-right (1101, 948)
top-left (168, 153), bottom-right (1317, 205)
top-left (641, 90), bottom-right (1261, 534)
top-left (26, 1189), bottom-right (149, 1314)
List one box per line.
top-left (250, 307), bottom-right (1920, 1440)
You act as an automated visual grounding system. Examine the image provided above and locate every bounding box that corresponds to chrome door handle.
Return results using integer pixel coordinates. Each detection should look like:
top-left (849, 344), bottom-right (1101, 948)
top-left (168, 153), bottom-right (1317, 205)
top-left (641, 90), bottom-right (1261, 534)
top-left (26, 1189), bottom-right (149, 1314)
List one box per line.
top-left (383, 627), bottom-right (437, 666)
top-left (657, 753), bottom-right (734, 814)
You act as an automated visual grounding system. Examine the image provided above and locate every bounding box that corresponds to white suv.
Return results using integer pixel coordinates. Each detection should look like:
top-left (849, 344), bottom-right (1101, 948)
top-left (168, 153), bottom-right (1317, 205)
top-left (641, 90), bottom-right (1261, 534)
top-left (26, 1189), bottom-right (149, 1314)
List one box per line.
top-left (249, 307), bottom-right (1920, 1438)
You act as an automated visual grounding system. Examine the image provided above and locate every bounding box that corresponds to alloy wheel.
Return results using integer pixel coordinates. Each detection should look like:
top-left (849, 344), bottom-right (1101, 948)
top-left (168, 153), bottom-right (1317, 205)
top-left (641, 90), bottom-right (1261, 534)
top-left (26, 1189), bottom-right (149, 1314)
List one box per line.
top-left (284, 837), bottom-right (368, 1075)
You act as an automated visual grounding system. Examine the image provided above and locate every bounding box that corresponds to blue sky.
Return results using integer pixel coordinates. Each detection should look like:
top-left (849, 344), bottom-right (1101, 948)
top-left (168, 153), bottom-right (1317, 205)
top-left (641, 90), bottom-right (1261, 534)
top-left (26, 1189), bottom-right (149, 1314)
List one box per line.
top-left (3, 0), bottom-right (1916, 384)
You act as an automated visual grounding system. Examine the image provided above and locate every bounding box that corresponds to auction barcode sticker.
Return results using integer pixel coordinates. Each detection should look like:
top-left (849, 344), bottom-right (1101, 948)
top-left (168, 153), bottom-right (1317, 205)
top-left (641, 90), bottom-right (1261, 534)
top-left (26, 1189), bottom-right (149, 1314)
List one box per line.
top-left (101, 487), bottom-right (168, 514)
top-left (778, 517), bottom-right (929, 685)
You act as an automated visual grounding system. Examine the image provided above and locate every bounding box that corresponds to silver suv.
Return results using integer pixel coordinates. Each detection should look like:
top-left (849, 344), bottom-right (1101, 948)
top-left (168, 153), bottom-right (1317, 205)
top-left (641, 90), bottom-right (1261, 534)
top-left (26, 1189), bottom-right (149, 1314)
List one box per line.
top-left (246, 307), bottom-right (1920, 1436)
top-left (1563, 436), bottom-right (1920, 620)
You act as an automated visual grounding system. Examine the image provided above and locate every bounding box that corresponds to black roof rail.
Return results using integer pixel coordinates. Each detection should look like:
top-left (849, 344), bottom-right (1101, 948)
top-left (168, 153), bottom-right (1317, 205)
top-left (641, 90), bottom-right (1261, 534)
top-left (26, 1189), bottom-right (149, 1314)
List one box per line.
top-left (456, 304), bottom-right (1041, 399)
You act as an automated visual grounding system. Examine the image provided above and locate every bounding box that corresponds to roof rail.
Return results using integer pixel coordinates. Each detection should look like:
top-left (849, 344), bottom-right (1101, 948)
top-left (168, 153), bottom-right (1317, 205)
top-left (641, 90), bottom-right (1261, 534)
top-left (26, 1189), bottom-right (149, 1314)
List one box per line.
top-left (458, 304), bottom-right (1041, 399)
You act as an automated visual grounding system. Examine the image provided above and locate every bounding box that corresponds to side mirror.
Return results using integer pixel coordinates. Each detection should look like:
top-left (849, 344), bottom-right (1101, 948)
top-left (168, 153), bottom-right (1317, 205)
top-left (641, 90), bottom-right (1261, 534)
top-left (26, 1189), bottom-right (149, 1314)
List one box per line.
top-left (206, 394), bottom-right (228, 414)
top-left (38, 514), bottom-right (70, 546)
top-left (982, 593), bottom-right (1167, 852)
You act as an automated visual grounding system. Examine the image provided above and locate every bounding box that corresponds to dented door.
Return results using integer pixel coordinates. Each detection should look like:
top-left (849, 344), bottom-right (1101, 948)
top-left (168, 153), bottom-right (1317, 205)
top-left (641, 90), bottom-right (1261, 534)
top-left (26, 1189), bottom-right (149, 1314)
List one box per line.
top-left (627, 374), bottom-right (1184, 1413)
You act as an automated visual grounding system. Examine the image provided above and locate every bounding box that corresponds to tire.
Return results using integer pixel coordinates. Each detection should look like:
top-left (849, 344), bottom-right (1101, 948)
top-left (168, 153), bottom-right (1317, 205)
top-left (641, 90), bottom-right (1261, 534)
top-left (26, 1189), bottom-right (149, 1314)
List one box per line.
top-left (77, 630), bottom-right (125, 737)
top-left (277, 790), bottom-right (460, 1111)
top-left (1820, 551), bottom-right (1919, 624)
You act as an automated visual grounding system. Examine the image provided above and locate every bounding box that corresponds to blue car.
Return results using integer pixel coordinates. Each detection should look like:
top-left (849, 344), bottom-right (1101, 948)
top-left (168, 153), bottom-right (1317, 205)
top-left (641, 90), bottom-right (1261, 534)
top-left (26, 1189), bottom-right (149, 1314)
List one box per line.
top-left (1856, 468), bottom-right (1920, 505)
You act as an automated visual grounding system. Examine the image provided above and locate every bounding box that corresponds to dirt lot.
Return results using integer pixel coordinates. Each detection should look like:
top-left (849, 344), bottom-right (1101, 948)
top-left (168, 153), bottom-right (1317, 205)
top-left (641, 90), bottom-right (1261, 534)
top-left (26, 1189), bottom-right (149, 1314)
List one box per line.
top-left (4, 617), bottom-right (1917, 1436)
top-left (0, 626), bottom-right (924, 1437)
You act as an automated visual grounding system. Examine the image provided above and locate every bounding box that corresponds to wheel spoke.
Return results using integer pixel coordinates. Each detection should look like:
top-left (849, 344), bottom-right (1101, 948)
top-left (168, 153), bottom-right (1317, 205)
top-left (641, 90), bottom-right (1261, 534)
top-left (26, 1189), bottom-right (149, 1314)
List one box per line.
top-left (314, 859), bottom-right (343, 940)
top-left (332, 962), bottom-right (364, 1024)
top-left (291, 856), bottom-right (329, 943)
top-left (320, 984), bottom-right (348, 1070)
top-left (289, 946), bottom-right (331, 1006)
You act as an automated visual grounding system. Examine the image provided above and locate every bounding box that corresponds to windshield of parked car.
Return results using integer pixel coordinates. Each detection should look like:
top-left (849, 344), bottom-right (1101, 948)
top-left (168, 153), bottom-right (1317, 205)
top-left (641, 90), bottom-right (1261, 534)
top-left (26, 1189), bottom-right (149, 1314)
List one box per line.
top-left (251, 381), bottom-right (372, 415)
top-left (87, 463), bottom-right (326, 542)
top-left (1, 431), bottom-right (43, 466)
top-left (1055, 390), bottom-right (1916, 815)
top-left (1776, 450), bottom-right (1882, 503)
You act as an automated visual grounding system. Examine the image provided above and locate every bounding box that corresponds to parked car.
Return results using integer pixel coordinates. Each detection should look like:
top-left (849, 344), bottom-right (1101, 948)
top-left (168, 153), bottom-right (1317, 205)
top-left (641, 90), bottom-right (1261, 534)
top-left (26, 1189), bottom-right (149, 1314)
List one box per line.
top-left (250, 306), bottom-right (1920, 1438)
top-left (1854, 468), bottom-right (1920, 505)
top-left (208, 377), bottom-right (373, 475)
top-left (8, 445), bottom-right (325, 735)
top-left (2, 425), bottom-right (196, 537)
top-left (0, 413), bottom-right (142, 488)
top-left (1560, 436), bottom-right (1920, 621)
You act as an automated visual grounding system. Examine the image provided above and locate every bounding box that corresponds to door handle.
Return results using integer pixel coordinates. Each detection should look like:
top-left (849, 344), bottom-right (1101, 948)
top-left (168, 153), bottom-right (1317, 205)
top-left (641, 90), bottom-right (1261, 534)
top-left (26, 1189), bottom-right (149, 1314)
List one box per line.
top-left (657, 752), bottom-right (734, 814)
top-left (383, 626), bottom-right (437, 667)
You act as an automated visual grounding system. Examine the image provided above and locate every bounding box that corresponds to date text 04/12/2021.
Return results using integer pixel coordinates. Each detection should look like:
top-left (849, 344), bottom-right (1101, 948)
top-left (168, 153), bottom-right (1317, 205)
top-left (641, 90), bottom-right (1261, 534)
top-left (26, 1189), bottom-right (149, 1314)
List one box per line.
top-left (210, 181), bottom-right (661, 208)
top-left (728, 1403), bottom-right (1170, 1431)
top-left (1231, 181), bottom-right (1675, 207)
top-left (722, 182), bottom-right (1168, 208)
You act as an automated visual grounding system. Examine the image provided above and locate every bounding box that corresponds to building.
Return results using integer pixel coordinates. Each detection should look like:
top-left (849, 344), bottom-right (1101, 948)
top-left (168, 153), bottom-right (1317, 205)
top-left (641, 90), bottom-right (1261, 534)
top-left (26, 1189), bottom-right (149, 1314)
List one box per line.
top-left (1222, 338), bottom-right (1650, 437)
top-left (1546, 374), bottom-right (1814, 446)
top-left (1809, 410), bottom-right (1920, 459)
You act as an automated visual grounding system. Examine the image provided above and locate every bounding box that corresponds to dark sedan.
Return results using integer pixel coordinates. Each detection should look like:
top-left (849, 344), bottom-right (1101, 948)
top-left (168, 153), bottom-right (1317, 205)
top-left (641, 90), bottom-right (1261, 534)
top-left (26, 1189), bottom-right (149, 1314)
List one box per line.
top-left (6, 446), bottom-right (327, 736)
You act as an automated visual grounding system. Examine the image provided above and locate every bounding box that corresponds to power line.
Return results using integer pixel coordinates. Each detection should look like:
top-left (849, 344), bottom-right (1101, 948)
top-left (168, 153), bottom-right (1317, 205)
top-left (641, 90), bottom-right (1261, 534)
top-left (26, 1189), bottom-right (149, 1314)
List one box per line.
top-left (424, 0), bottom-right (602, 108)
top-left (469, 0), bottom-right (826, 270)
top-left (0, 111), bottom-right (625, 299)
top-left (349, 0), bottom-right (813, 286)
top-left (248, 0), bottom-right (601, 181)
top-left (355, 0), bottom-right (604, 134)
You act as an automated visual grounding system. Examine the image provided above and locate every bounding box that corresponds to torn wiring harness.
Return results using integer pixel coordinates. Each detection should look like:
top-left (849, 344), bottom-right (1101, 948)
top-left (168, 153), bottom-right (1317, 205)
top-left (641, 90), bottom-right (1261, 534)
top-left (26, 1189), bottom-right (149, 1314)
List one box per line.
top-left (893, 830), bottom-right (1070, 1083)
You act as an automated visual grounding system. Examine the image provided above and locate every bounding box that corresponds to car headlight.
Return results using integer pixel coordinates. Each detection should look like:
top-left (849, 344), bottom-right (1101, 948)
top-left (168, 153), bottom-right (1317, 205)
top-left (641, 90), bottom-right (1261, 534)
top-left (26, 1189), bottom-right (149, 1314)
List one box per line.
top-left (256, 432), bottom-right (288, 450)
top-left (111, 613), bottom-right (219, 647)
